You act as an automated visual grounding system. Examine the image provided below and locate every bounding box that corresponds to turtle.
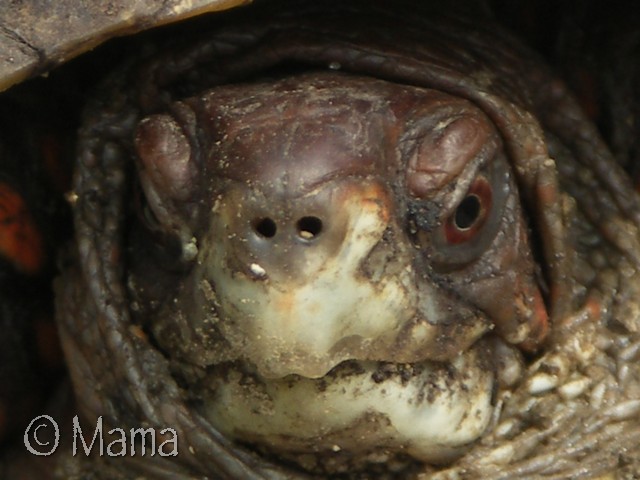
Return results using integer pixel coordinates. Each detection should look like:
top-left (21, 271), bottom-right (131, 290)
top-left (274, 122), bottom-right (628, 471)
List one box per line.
top-left (0, 1), bottom-right (639, 479)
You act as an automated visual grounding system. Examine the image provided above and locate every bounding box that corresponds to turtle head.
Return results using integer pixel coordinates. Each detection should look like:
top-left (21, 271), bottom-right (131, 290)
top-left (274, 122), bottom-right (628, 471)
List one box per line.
top-left (129, 72), bottom-right (548, 469)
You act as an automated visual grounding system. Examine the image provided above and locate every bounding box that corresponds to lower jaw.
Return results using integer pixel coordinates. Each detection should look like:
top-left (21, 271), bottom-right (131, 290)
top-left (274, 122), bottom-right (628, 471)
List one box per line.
top-left (198, 338), bottom-right (511, 474)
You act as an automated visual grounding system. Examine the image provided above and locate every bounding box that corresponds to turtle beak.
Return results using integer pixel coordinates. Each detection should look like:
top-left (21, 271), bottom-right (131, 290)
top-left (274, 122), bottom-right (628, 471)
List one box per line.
top-left (193, 165), bottom-right (494, 379)
top-left (202, 177), bottom-right (421, 379)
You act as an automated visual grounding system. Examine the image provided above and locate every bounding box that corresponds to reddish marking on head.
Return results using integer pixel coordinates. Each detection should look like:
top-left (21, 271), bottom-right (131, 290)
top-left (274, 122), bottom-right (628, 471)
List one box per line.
top-left (275, 292), bottom-right (296, 317)
top-left (0, 182), bottom-right (44, 275)
top-left (537, 180), bottom-right (558, 205)
top-left (336, 182), bottom-right (391, 224)
top-left (129, 325), bottom-right (149, 342)
top-left (518, 288), bottom-right (549, 352)
top-left (585, 297), bottom-right (602, 321)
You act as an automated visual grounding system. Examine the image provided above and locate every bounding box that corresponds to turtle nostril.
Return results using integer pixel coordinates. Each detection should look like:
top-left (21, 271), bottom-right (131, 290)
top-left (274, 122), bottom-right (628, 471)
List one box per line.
top-left (297, 216), bottom-right (323, 240)
top-left (254, 217), bottom-right (277, 238)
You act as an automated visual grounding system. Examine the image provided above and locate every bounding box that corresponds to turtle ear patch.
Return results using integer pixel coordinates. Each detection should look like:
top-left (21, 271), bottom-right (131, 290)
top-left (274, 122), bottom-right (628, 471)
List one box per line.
top-left (134, 114), bottom-right (198, 261)
top-left (135, 114), bottom-right (195, 203)
top-left (406, 114), bottom-right (493, 199)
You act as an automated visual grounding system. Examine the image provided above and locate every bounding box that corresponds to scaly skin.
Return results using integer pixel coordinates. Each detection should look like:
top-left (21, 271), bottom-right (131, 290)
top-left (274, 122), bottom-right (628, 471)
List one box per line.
top-left (53, 1), bottom-right (640, 478)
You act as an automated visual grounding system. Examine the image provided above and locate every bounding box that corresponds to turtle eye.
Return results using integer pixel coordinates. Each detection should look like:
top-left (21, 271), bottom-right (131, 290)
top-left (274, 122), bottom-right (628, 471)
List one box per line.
top-left (407, 154), bottom-right (509, 270)
top-left (444, 176), bottom-right (492, 245)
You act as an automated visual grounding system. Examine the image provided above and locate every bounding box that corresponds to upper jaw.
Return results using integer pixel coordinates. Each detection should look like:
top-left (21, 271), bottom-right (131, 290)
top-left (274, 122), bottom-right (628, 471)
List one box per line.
top-left (192, 176), bottom-right (492, 379)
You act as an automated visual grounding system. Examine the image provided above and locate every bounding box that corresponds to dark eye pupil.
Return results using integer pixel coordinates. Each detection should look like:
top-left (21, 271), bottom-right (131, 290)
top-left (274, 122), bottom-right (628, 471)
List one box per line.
top-left (454, 194), bottom-right (480, 230)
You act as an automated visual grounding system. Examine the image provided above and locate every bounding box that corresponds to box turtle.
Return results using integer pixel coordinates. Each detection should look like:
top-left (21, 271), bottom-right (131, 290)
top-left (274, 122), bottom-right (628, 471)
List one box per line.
top-left (0, 1), bottom-right (639, 479)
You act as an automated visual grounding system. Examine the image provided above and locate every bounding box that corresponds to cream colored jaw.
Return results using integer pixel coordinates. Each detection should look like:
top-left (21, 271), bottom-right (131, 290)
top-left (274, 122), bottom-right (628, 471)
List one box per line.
top-left (206, 180), bottom-right (422, 379)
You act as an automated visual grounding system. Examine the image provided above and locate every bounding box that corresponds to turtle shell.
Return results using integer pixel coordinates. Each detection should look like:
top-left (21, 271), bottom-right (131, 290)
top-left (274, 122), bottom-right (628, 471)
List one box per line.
top-left (0, 0), bottom-right (248, 91)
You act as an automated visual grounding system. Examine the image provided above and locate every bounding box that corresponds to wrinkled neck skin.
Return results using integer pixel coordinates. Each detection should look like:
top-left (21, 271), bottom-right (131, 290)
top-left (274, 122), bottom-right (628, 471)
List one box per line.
top-left (59, 1), bottom-right (640, 479)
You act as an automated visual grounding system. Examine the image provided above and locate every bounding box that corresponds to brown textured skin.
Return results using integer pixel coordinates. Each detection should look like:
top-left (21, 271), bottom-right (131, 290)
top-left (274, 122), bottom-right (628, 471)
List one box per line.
top-left (2, 1), bottom-right (638, 479)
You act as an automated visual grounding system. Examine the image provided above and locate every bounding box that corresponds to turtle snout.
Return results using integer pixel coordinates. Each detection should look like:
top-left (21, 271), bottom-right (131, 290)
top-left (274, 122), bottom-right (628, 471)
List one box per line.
top-left (252, 214), bottom-right (324, 243)
top-left (221, 184), bottom-right (354, 284)
top-left (245, 206), bottom-right (336, 281)
top-left (203, 179), bottom-right (419, 379)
